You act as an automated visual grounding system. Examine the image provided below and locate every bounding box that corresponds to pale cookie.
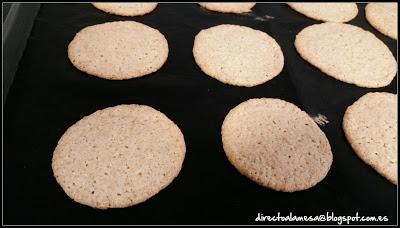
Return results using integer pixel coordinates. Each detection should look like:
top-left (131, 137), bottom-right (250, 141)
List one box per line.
top-left (343, 92), bottom-right (397, 184)
top-left (366, 3), bottom-right (398, 40)
top-left (222, 98), bottom-right (332, 192)
top-left (68, 21), bottom-right (168, 80)
top-left (52, 104), bottom-right (186, 209)
top-left (92, 3), bottom-right (158, 17)
top-left (288, 3), bottom-right (358, 22)
top-left (199, 3), bottom-right (255, 14)
top-left (295, 22), bottom-right (397, 88)
top-left (193, 24), bottom-right (284, 87)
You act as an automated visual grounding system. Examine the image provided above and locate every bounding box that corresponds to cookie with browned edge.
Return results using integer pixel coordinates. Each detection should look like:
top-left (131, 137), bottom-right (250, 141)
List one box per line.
top-left (343, 92), bottom-right (397, 184)
top-left (222, 98), bottom-right (332, 192)
top-left (366, 3), bottom-right (397, 40)
top-left (295, 22), bottom-right (397, 88)
top-left (92, 3), bottom-right (158, 17)
top-left (68, 21), bottom-right (168, 80)
top-left (193, 24), bottom-right (284, 87)
top-left (199, 3), bottom-right (255, 14)
top-left (52, 104), bottom-right (186, 209)
top-left (288, 3), bottom-right (358, 22)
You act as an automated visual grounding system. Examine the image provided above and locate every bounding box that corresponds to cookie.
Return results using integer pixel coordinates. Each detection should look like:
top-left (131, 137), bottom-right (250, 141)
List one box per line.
top-left (199, 3), bottom-right (255, 14)
top-left (288, 3), bottom-right (358, 22)
top-left (193, 24), bottom-right (284, 87)
top-left (366, 3), bottom-right (398, 40)
top-left (343, 92), bottom-right (397, 184)
top-left (295, 22), bottom-right (397, 88)
top-left (68, 21), bottom-right (169, 80)
top-left (52, 104), bottom-right (186, 209)
top-left (92, 3), bottom-right (158, 17)
top-left (221, 98), bottom-right (332, 192)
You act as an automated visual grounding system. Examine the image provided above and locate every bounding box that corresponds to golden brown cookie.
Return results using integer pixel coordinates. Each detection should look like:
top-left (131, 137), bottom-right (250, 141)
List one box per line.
top-left (193, 24), bottom-right (284, 87)
top-left (52, 104), bottom-right (186, 209)
top-left (343, 92), bottom-right (397, 184)
top-left (366, 3), bottom-right (398, 40)
top-left (199, 3), bottom-right (255, 14)
top-left (288, 3), bottom-right (358, 22)
top-left (68, 21), bottom-right (168, 80)
top-left (222, 98), bottom-right (333, 192)
top-left (92, 3), bottom-right (158, 16)
top-left (295, 22), bottom-right (397, 88)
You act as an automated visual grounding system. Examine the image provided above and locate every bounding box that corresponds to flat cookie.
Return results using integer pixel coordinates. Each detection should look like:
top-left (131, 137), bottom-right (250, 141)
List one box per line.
top-left (366, 3), bottom-right (398, 40)
top-left (288, 3), bottom-right (358, 22)
top-left (222, 98), bottom-right (332, 192)
top-left (68, 21), bottom-right (168, 80)
top-left (92, 3), bottom-right (158, 17)
top-left (193, 24), bottom-right (284, 87)
top-left (52, 105), bottom-right (186, 209)
top-left (199, 3), bottom-right (255, 14)
top-left (343, 92), bottom-right (397, 184)
top-left (295, 22), bottom-right (397, 88)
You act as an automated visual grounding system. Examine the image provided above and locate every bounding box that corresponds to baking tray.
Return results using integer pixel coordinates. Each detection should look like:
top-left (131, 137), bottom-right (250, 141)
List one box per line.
top-left (3, 3), bottom-right (397, 225)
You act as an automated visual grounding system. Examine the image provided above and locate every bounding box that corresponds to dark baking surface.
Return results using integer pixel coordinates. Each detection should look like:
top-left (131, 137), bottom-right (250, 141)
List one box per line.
top-left (3, 3), bottom-right (397, 225)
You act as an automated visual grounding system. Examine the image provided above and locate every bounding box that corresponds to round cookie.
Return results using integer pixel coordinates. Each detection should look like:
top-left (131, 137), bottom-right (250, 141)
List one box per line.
top-left (343, 92), bottom-right (397, 184)
top-left (295, 22), bottom-right (397, 88)
top-left (199, 3), bottom-right (255, 14)
top-left (366, 3), bottom-right (398, 40)
top-left (287, 3), bottom-right (358, 22)
top-left (221, 98), bottom-right (332, 192)
top-left (68, 21), bottom-right (169, 80)
top-left (193, 24), bottom-right (284, 87)
top-left (92, 3), bottom-right (158, 17)
top-left (52, 104), bottom-right (186, 209)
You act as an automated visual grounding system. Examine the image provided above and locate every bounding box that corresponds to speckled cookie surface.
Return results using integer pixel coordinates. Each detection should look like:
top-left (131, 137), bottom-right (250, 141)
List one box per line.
top-left (92, 3), bottom-right (158, 16)
top-left (52, 105), bottom-right (186, 209)
top-left (366, 3), bottom-right (398, 40)
top-left (343, 92), bottom-right (397, 184)
top-left (68, 21), bottom-right (168, 80)
top-left (193, 24), bottom-right (284, 87)
top-left (295, 22), bottom-right (397, 88)
top-left (288, 3), bottom-right (358, 22)
top-left (221, 98), bottom-right (332, 192)
top-left (199, 3), bottom-right (255, 14)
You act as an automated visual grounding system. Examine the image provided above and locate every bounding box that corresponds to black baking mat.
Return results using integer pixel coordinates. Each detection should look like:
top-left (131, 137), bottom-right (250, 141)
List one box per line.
top-left (4, 3), bottom-right (397, 225)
